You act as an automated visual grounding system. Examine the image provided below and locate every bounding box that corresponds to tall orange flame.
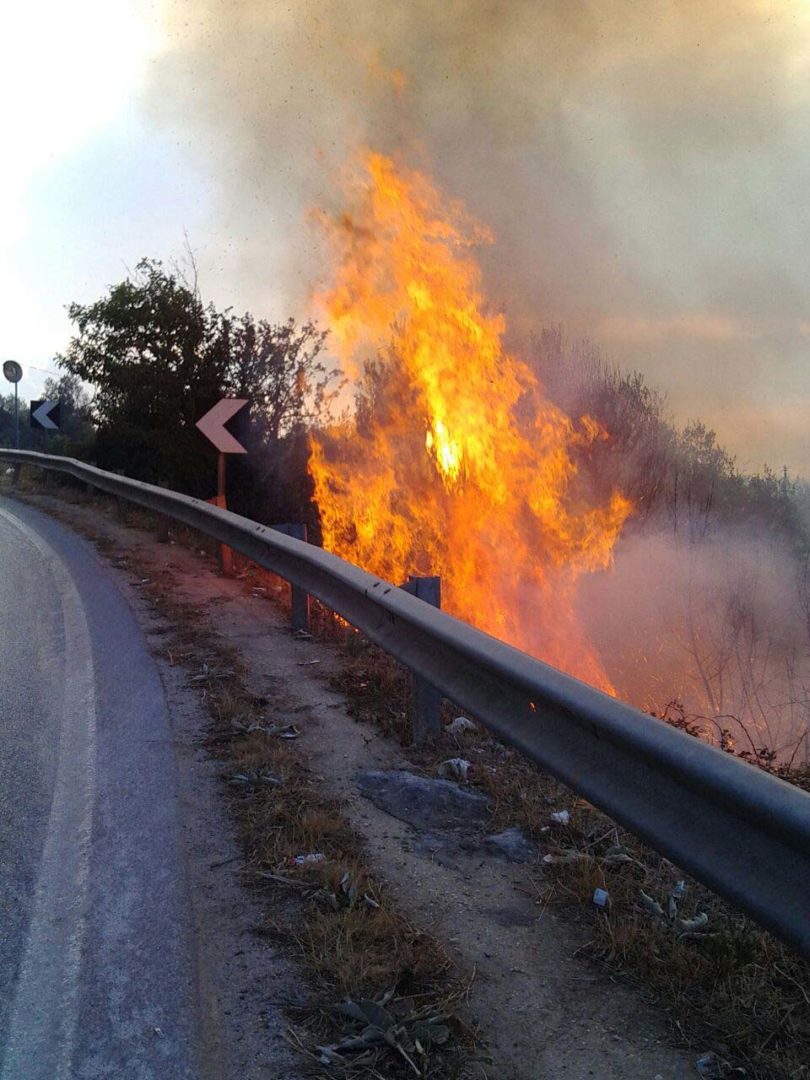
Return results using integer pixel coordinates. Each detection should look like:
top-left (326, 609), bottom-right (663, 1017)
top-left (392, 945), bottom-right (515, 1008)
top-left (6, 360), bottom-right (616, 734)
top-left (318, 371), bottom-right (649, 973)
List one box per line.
top-left (310, 150), bottom-right (632, 691)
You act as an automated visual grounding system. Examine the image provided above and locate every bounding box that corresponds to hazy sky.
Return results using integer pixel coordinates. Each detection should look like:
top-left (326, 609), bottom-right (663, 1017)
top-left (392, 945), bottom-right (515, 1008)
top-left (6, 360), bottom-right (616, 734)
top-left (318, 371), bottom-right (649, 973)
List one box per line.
top-left (2, 1), bottom-right (808, 476)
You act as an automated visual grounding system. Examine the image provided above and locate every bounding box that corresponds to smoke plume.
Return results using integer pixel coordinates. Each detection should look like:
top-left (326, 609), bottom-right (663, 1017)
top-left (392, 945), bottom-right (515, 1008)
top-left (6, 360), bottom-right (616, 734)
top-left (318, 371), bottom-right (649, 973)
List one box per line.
top-left (148, 1), bottom-right (810, 473)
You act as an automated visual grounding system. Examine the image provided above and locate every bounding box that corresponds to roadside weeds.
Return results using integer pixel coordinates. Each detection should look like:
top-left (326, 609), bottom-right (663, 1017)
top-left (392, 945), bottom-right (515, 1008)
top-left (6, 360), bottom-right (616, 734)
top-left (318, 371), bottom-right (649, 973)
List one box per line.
top-left (328, 631), bottom-right (810, 1080)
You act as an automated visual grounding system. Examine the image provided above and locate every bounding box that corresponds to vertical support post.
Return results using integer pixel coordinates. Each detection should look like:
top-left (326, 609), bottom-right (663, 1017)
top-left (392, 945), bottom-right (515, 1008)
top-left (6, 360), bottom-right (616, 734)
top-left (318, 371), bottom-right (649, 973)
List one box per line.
top-left (112, 470), bottom-right (127, 521)
top-left (11, 463), bottom-right (20, 486)
top-left (408, 575), bottom-right (442, 744)
top-left (14, 382), bottom-right (19, 449)
top-left (273, 524), bottom-right (311, 632)
top-left (156, 479), bottom-right (170, 543)
top-left (217, 452), bottom-right (234, 577)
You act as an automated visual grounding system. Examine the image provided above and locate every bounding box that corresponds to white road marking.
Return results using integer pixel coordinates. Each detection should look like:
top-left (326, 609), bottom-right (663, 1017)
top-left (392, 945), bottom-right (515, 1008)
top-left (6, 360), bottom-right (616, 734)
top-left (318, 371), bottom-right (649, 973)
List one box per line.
top-left (0, 507), bottom-right (97, 1080)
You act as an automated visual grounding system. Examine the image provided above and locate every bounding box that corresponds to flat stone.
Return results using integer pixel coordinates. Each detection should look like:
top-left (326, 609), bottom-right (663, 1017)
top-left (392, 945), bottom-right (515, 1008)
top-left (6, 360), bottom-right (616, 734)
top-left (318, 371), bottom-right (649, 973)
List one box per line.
top-left (482, 827), bottom-right (537, 863)
top-left (358, 769), bottom-right (491, 831)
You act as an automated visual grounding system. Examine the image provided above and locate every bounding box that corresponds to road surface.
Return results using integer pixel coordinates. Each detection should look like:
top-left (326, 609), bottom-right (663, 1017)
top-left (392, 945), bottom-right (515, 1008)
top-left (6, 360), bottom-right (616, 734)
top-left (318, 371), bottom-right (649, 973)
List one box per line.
top-left (0, 498), bottom-right (203, 1079)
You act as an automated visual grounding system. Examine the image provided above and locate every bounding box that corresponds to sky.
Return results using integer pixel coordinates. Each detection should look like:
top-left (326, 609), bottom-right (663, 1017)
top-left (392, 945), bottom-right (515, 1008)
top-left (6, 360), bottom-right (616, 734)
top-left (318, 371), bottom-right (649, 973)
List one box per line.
top-left (1, 0), bottom-right (808, 476)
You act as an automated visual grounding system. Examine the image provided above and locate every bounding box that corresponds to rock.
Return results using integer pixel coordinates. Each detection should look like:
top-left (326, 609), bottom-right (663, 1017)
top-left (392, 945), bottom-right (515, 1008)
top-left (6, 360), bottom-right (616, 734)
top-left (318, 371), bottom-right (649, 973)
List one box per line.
top-left (358, 769), bottom-right (491, 831)
top-left (482, 827), bottom-right (536, 863)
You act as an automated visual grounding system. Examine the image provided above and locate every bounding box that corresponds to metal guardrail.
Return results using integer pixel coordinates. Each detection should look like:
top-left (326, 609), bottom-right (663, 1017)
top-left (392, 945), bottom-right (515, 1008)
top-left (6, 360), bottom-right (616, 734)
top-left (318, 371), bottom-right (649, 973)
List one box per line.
top-left (3, 448), bottom-right (809, 958)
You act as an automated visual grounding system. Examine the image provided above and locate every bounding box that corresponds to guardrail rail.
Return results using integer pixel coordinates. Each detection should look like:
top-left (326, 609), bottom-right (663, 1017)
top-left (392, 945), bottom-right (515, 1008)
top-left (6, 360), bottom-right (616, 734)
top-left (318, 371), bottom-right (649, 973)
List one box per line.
top-left (2, 448), bottom-right (809, 958)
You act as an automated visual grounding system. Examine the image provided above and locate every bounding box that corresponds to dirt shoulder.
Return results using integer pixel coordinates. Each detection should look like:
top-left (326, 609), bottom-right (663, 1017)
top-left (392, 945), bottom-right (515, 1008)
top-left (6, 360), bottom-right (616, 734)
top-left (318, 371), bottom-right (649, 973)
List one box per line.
top-left (12, 486), bottom-right (698, 1079)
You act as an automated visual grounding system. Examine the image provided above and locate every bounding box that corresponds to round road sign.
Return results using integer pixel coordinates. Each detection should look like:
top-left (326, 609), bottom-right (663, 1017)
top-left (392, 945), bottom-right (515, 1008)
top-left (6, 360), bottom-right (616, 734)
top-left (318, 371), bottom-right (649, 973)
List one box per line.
top-left (3, 361), bottom-right (22, 383)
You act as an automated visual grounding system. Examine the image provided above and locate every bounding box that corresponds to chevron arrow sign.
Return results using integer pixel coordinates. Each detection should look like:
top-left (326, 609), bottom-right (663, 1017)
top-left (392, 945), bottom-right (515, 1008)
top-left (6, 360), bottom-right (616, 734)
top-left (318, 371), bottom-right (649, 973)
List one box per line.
top-left (30, 400), bottom-right (61, 431)
top-left (195, 398), bottom-right (248, 454)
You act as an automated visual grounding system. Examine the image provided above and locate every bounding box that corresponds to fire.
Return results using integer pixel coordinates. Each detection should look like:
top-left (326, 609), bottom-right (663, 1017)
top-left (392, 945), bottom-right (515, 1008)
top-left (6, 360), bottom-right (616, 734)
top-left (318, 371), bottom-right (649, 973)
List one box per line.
top-left (309, 150), bottom-right (632, 691)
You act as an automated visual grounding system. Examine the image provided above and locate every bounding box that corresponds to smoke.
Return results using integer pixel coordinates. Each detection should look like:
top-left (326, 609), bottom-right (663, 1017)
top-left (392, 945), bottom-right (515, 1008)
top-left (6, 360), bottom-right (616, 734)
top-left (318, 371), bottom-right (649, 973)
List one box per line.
top-left (148, 1), bottom-right (810, 473)
top-left (580, 525), bottom-right (810, 758)
top-left (145, 2), bottom-right (810, 751)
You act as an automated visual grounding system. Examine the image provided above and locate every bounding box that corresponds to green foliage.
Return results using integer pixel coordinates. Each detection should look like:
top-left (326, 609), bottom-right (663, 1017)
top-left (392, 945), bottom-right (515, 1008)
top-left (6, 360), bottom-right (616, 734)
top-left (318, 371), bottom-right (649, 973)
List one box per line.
top-left (57, 258), bottom-right (340, 512)
top-left (41, 373), bottom-right (94, 452)
top-left (60, 259), bottom-right (224, 433)
top-left (0, 393), bottom-right (31, 448)
top-left (1, 372), bottom-right (93, 454)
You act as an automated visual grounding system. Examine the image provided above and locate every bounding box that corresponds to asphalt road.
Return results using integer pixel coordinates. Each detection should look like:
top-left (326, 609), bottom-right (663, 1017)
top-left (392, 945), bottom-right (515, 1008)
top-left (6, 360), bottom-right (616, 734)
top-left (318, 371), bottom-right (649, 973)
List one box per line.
top-left (0, 498), bottom-right (203, 1079)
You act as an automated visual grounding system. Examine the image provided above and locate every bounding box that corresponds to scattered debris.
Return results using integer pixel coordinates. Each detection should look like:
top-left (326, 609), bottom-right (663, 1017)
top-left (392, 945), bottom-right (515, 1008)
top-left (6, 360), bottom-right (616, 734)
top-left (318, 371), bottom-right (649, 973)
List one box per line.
top-left (268, 722), bottom-right (301, 739)
top-left (541, 849), bottom-right (591, 866)
top-left (255, 869), bottom-right (308, 889)
top-left (639, 890), bottom-right (665, 919)
top-left (445, 715), bottom-right (476, 735)
top-left (291, 853), bottom-right (326, 867)
top-left (549, 809), bottom-right (570, 826)
top-left (678, 912), bottom-right (709, 935)
top-left (600, 845), bottom-right (644, 869)
top-left (437, 757), bottom-right (472, 782)
top-left (229, 719), bottom-right (300, 739)
top-left (638, 886), bottom-right (709, 937)
top-left (695, 1050), bottom-right (747, 1077)
top-left (229, 767), bottom-right (281, 790)
top-left (314, 990), bottom-right (453, 1075)
top-left (319, 871), bottom-right (381, 912)
top-left (592, 888), bottom-right (610, 908)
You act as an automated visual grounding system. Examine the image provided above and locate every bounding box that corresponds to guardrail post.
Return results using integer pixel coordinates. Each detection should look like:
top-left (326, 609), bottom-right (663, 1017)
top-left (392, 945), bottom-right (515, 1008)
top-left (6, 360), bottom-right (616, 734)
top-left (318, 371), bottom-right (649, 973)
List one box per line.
top-left (404, 575), bottom-right (442, 744)
top-left (112, 470), bottom-right (127, 521)
top-left (156, 479), bottom-right (170, 543)
top-left (273, 524), bottom-right (311, 632)
top-left (11, 463), bottom-right (20, 486)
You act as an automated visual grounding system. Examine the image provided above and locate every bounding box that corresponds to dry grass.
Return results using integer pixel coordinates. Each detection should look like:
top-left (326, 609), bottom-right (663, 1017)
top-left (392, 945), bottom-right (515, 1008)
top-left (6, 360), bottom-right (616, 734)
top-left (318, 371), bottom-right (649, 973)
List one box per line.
top-left (328, 633), bottom-right (810, 1080)
top-left (165, 616), bottom-right (478, 1076)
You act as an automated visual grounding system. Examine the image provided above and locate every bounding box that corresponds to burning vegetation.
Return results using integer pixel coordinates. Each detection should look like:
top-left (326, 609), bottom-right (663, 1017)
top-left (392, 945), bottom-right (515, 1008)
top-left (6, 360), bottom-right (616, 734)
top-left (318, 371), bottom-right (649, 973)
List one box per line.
top-left (310, 150), bottom-right (632, 691)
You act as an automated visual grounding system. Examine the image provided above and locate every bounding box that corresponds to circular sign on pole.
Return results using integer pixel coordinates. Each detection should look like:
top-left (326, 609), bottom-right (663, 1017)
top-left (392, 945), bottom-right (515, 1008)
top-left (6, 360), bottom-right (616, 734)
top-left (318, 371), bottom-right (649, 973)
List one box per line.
top-left (3, 361), bottom-right (22, 384)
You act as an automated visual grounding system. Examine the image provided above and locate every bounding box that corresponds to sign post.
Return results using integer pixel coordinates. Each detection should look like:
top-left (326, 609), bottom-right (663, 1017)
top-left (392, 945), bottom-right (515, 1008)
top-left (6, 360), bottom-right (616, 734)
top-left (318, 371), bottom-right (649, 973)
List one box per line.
top-left (2, 361), bottom-right (23, 449)
top-left (195, 398), bottom-right (249, 576)
top-left (216, 449), bottom-right (232, 576)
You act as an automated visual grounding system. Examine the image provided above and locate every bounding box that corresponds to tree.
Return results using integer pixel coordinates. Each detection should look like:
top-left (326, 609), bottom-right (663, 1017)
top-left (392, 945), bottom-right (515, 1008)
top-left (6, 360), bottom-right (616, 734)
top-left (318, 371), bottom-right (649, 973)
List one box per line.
top-left (58, 258), bottom-right (340, 512)
top-left (0, 394), bottom-right (31, 449)
top-left (41, 373), bottom-right (94, 449)
top-left (59, 259), bottom-right (226, 433)
top-left (224, 313), bottom-right (340, 531)
top-left (530, 329), bottom-right (676, 521)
